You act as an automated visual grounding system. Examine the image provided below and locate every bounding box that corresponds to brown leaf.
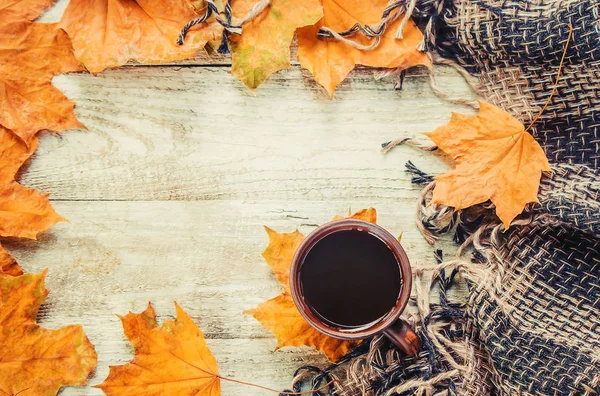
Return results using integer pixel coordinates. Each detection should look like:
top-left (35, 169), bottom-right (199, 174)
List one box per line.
top-left (0, 21), bottom-right (84, 144)
top-left (426, 100), bottom-right (551, 227)
top-left (247, 208), bottom-right (376, 361)
top-left (0, 270), bottom-right (97, 395)
top-left (60, 0), bottom-right (223, 73)
top-left (0, 0), bottom-right (56, 24)
top-left (230, 0), bottom-right (323, 89)
top-left (297, 0), bottom-right (430, 97)
top-left (96, 302), bottom-right (220, 396)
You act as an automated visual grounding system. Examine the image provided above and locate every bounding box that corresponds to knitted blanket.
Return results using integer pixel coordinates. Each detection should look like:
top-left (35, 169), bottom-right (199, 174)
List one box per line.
top-left (283, 1), bottom-right (600, 394)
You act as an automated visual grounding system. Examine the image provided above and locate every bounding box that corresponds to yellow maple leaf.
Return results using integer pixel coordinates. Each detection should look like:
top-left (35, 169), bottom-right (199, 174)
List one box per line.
top-left (230, 0), bottom-right (323, 89)
top-left (96, 302), bottom-right (220, 396)
top-left (297, 0), bottom-right (431, 97)
top-left (0, 270), bottom-right (97, 395)
top-left (60, 0), bottom-right (223, 73)
top-left (246, 207), bottom-right (376, 361)
top-left (426, 100), bottom-right (551, 227)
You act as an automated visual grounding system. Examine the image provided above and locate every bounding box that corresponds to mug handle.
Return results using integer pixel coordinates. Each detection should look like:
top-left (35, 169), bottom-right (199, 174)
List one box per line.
top-left (383, 318), bottom-right (420, 356)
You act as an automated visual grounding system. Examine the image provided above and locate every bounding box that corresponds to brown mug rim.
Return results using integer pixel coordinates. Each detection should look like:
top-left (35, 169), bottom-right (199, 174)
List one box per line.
top-left (289, 219), bottom-right (412, 340)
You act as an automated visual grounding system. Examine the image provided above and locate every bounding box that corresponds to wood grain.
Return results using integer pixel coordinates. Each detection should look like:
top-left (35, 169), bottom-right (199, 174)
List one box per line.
top-left (26, 65), bottom-right (474, 201)
top-left (4, 201), bottom-right (459, 395)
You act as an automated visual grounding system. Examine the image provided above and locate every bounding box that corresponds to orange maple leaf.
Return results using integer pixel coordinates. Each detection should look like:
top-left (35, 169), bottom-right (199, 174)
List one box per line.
top-left (0, 0), bottom-right (56, 24)
top-left (0, 244), bottom-right (22, 276)
top-left (0, 127), bottom-right (64, 239)
top-left (246, 207), bottom-right (376, 361)
top-left (0, 22), bottom-right (84, 144)
top-left (0, 270), bottom-right (98, 395)
top-left (426, 100), bottom-right (551, 228)
top-left (96, 302), bottom-right (220, 396)
top-left (0, 182), bottom-right (65, 238)
top-left (0, 126), bottom-right (38, 185)
top-left (60, 0), bottom-right (223, 73)
top-left (230, 0), bottom-right (323, 89)
top-left (297, 0), bottom-right (431, 97)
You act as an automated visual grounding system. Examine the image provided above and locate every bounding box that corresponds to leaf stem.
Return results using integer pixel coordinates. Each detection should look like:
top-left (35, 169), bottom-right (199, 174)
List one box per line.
top-left (218, 375), bottom-right (339, 394)
top-left (524, 24), bottom-right (573, 132)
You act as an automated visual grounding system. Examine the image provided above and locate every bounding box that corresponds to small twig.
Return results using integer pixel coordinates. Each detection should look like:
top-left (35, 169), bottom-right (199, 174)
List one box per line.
top-left (218, 375), bottom-right (339, 394)
top-left (524, 24), bottom-right (573, 132)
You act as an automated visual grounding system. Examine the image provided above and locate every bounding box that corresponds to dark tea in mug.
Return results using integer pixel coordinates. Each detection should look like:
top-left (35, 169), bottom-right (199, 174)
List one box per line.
top-left (299, 229), bottom-right (402, 328)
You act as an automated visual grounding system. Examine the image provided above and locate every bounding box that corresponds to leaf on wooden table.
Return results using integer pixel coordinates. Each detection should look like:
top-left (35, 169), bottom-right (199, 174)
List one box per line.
top-left (0, 126), bottom-right (38, 184)
top-left (0, 270), bottom-right (97, 395)
top-left (230, 0), bottom-right (323, 89)
top-left (246, 207), bottom-right (376, 361)
top-left (60, 0), bottom-right (223, 73)
top-left (0, 244), bottom-right (22, 276)
top-left (332, 207), bottom-right (377, 223)
top-left (297, 0), bottom-right (430, 97)
top-left (0, 182), bottom-right (65, 239)
top-left (0, 0), bottom-right (57, 24)
top-left (247, 294), bottom-right (356, 361)
top-left (262, 227), bottom-right (303, 292)
top-left (0, 126), bottom-right (64, 239)
top-left (96, 302), bottom-right (220, 396)
top-left (426, 100), bottom-right (551, 227)
top-left (0, 21), bottom-right (84, 144)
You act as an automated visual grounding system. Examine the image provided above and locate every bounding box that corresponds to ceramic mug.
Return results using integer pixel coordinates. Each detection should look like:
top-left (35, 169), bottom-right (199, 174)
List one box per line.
top-left (289, 219), bottom-right (420, 355)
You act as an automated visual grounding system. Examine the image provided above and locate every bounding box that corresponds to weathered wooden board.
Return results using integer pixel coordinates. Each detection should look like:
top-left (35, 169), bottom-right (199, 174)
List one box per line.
top-left (5, 201), bottom-right (457, 395)
top-left (25, 66), bottom-right (474, 201)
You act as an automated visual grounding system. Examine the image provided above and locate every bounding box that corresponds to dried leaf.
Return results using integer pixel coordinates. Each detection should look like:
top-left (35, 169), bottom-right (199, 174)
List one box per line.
top-left (0, 0), bottom-right (56, 23)
top-left (0, 22), bottom-right (83, 144)
top-left (297, 0), bottom-right (430, 97)
top-left (0, 126), bottom-right (63, 239)
top-left (332, 207), bottom-right (377, 223)
top-left (247, 208), bottom-right (376, 361)
top-left (187, 0), bottom-right (206, 13)
top-left (247, 294), bottom-right (357, 361)
top-left (0, 126), bottom-right (38, 184)
top-left (426, 100), bottom-right (551, 227)
top-left (0, 270), bottom-right (97, 395)
top-left (262, 227), bottom-right (303, 292)
top-left (96, 302), bottom-right (220, 396)
top-left (0, 182), bottom-right (65, 239)
top-left (0, 244), bottom-right (22, 276)
top-left (230, 0), bottom-right (323, 89)
top-left (60, 0), bottom-right (223, 73)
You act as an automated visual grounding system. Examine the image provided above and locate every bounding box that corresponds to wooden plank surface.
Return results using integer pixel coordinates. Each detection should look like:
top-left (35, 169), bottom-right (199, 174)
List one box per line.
top-left (6, 2), bottom-right (478, 394)
top-left (5, 201), bottom-right (458, 395)
top-left (25, 66), bottom-right (471, 201)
